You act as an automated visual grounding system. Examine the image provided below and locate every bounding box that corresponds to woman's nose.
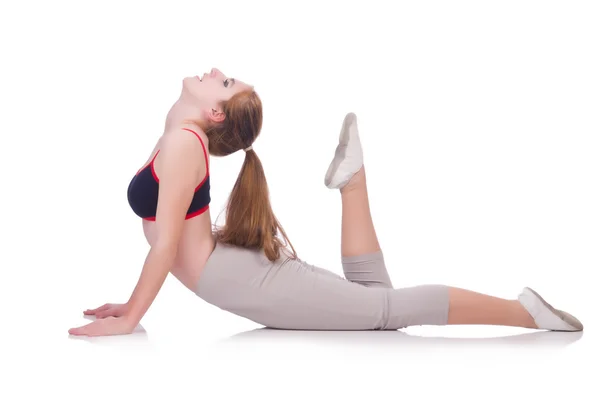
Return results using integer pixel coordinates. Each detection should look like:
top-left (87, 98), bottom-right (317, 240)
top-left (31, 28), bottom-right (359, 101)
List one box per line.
top-left (211, 68), bottom-right (222, 77)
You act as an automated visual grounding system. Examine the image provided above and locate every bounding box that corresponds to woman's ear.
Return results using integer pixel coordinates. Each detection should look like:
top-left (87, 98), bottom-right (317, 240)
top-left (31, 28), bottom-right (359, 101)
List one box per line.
top-left (208, 108), bottom-right (225, 123)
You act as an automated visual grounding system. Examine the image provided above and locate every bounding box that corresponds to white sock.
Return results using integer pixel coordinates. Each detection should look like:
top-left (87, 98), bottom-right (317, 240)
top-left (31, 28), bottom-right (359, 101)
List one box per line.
top-left (518, 287), bottom-right (583, 331)
top-left (324, 112), bottom-right (363, 189)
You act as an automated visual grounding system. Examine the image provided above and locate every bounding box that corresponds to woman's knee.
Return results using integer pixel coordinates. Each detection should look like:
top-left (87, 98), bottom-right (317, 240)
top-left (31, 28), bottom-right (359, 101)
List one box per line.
top-left (341, 250), bottom-right (394, 288)
top-left (384, 285), bottom-right (450, 329)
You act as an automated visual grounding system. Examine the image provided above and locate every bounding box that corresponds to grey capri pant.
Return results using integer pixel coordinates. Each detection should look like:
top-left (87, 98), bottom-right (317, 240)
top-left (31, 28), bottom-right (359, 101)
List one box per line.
top-left (194, 241), bottom-right (449, 330)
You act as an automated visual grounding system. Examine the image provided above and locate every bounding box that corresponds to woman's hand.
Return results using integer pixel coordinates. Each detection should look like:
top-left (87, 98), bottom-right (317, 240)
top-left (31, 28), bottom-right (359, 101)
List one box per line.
top-left (69, 302), bottom-right (136, 337)
top-left (68, 316), bottom-right (136, 337)
top-left (83, 303), bottom-right (130, 319)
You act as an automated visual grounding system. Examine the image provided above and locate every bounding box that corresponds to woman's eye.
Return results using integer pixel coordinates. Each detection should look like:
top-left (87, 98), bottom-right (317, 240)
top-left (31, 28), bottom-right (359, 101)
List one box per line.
top-left (224, 79), bottom-right (229, 87)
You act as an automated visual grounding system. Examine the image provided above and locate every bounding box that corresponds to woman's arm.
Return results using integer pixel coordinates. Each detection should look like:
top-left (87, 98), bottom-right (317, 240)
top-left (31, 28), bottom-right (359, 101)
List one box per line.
top-left (123, 129), bottom-right (205, 328)
top-left (68, 128), bottom-right (206, 337)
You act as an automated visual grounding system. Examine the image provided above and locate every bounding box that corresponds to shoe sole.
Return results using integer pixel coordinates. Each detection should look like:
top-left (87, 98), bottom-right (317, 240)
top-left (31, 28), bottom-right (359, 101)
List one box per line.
top-left (525, 287), bottom-right (583, 331)
top-left (324, 112), bottom-right (357, 187)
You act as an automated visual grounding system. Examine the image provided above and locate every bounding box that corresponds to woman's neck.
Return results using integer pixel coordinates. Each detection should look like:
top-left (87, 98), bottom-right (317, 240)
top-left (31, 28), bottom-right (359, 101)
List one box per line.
top-left (164, 94), bottom-right (205, 133)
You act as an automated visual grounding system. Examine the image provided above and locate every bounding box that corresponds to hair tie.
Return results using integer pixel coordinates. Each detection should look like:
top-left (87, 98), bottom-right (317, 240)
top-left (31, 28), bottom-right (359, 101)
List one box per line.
top-left (243, 145), bottom-right (253, 152)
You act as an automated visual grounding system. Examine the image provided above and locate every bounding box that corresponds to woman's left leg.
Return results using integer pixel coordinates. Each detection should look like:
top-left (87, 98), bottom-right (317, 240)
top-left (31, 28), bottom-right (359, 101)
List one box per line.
top-left (197, 240), bottom-right (447, 330)
top-left (198, 240), bottom-right (582, 331)
top-left (196, 111), bottom-right (583, 332)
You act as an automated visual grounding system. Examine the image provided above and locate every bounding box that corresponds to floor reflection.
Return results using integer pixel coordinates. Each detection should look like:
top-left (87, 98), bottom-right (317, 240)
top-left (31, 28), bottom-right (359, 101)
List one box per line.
top-left (218, 327), bottom-right (583, 349)
top-left (66, 314), bottom-right (584, 351)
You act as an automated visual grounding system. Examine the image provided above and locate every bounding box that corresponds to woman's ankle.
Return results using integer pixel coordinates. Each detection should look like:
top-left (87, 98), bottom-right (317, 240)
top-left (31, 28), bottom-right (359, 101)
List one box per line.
top-left (512, 300), bottom-right (538, 329)
top-left (340, 166), bottom-right (366, 194)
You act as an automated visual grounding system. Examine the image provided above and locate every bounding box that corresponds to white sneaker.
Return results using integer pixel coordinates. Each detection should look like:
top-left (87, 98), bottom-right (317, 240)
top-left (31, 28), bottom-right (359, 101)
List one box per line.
top-left (518, 287), bottom-right (583, 331)
top-left (324, 112), bottom-right (363, 189)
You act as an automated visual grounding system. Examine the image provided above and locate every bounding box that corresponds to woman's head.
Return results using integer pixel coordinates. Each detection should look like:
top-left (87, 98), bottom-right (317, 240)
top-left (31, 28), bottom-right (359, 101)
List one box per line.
top-left (183, 68), bottom-right (254, 128)
top-left (190, 68), bottom-right (260, 156)
top-left (186, 68), bottom-right (296, 262)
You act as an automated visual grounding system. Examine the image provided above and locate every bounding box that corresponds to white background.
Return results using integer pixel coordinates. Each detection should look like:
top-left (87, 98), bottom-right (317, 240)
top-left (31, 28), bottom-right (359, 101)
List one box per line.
top-left (1, 0), bottom-right (598, 395)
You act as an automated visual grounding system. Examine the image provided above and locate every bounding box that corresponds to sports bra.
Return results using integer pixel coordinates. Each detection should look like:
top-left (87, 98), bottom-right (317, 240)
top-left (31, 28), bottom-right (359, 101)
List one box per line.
top-left (127, 128), bottom-right (211, 221)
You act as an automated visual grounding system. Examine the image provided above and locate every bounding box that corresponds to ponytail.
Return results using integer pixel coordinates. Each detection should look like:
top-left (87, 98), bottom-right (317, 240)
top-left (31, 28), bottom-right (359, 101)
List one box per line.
top-left (214, 149), bottom-right (296, 262)
top-left (201, 88), bottom-right (295, 262)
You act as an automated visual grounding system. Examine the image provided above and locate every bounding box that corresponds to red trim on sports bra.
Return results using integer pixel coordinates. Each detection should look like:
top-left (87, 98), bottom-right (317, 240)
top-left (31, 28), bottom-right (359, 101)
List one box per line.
top-left (149, 150), bottom-right (160, 183)
top-left (136, 129), bottom-right (209, 186)
top-left (135, 150), bottom-right (160, 183)
top-left (182, 128), bottom-right (210, 191)
top-left (142, 203), bottom-right (208, 222)
top-left (184, 204), bottom-right (209, 219)
top-left (182, 128), bottom-right (209, 170)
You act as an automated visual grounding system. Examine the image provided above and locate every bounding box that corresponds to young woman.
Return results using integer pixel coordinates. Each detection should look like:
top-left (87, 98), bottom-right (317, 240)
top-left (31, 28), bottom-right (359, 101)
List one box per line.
top-left (68, 68), bottom-right (583, 337)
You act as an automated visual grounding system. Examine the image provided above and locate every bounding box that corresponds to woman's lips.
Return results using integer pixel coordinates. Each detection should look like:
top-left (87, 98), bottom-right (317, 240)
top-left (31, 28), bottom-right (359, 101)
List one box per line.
top-left (197, 72), bottom-right (208, 82)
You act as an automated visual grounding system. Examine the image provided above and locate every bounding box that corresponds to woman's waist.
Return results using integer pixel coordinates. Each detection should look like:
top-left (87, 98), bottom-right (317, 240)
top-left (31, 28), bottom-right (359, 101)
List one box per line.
top-left (170, 236), bottom-right (216, 288)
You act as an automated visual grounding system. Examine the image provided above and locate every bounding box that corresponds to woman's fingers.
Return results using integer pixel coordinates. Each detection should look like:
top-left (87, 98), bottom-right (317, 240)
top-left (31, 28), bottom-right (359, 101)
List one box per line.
top-left (95, 308), bottom-right (119, 319)
top-left (84, 303), bottom-right (111, 315)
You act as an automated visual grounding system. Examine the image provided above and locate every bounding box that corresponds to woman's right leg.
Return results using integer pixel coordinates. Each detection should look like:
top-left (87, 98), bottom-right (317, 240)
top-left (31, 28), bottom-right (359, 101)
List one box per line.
top-left (339, 166), bottom-right (394, 288)
top-left (315, 112), bottom-right (583, 332)
top-left (324, 112), bottom-right (393, 288)
top-left (196, 112), bottom-right (583, 332)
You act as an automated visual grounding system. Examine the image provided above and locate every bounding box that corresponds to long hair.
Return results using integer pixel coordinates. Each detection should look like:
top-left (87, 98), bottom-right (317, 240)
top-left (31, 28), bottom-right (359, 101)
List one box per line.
top-left (198, 89), bottom-right (296, 262)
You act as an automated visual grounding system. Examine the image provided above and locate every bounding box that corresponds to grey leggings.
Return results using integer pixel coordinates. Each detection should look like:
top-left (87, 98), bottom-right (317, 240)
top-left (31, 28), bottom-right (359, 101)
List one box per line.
top-left (194, 241), bottom-right (449, 330)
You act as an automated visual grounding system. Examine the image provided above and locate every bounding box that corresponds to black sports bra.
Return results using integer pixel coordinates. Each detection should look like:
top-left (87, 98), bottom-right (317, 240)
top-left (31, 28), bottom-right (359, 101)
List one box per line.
top-left (127, 128), bottom-right (210, 221)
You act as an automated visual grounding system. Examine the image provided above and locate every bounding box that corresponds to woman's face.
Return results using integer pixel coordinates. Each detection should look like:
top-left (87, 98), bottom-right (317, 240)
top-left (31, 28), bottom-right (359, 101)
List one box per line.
top-left (185, 67), bottom-right (253, 106)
